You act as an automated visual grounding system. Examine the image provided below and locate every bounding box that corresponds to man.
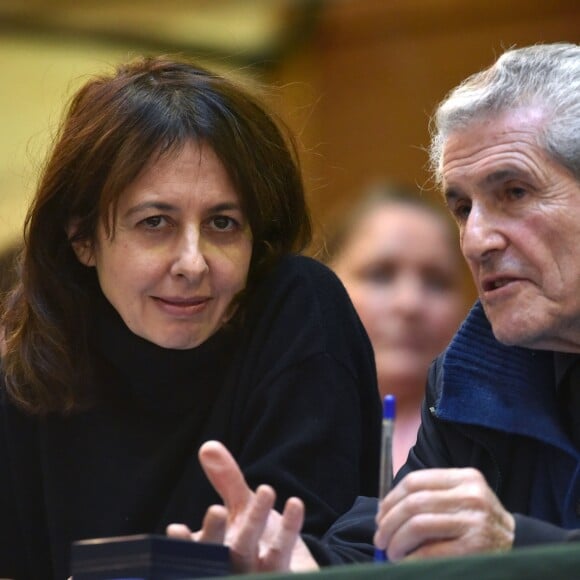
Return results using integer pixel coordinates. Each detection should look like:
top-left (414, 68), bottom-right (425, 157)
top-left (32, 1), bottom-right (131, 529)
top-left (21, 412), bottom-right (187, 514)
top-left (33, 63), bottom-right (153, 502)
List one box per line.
top-left (168, 42), bottom-right (580, 571)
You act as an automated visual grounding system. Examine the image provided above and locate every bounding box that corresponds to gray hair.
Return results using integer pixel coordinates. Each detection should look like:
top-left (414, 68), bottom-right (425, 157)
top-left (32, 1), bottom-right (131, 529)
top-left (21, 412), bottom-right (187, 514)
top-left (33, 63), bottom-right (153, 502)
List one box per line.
top-left (429, 42), bottom-right (580, 185)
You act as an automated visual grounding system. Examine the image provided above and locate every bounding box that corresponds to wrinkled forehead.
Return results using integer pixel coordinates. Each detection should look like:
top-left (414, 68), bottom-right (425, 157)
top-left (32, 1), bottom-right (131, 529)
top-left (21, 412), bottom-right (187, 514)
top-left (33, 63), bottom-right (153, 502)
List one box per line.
top-left (440, 109), bottom-right (550, 187)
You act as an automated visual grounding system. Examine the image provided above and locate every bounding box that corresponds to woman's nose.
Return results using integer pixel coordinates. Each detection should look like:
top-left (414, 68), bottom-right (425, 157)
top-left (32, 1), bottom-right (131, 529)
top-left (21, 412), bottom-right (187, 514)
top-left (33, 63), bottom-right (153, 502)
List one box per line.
top-left (169, 230), bottom-right (209, 280)
top-left (392, 278), bottom-right (424, 313)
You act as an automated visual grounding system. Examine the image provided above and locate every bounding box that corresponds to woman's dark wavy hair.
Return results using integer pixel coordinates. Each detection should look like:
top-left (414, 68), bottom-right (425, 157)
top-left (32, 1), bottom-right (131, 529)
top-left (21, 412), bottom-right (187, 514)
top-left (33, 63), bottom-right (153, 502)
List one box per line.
top-left (1, 55), bottom-right (311, 415)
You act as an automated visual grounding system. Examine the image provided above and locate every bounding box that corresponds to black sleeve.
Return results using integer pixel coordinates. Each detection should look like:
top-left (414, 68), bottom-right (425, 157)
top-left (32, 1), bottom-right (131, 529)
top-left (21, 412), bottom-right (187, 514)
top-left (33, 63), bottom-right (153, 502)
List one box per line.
top-left (0, 389), bottom-right (54, 580)
top-left (0, 398), bottom-right (28, 578)
top-left (313, 496), bottom-right (379, 565)
top-left (239, 354), bottom-right (377, 538)
top-left (514, 514), bottom-right (580, 546)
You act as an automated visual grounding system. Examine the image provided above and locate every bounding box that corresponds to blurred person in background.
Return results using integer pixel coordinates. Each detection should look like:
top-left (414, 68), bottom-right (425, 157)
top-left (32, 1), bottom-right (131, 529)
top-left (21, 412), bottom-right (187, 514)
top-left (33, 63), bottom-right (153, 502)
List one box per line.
top-left (325, 188), bottom-right (467, 471)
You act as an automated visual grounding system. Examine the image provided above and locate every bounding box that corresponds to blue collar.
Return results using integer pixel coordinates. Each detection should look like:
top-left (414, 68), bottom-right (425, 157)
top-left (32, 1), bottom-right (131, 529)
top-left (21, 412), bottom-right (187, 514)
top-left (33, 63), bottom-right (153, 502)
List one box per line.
top-left (436, 301), bottom-right (576, 456)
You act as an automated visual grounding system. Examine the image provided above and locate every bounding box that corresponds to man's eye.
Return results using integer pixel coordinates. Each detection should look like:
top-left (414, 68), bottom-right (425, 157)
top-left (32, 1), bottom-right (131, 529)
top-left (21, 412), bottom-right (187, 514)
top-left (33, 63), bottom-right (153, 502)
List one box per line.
top-left (507, 186), bottom-right (527, 200)
top-left (453, 203), bottom-right (471, 222)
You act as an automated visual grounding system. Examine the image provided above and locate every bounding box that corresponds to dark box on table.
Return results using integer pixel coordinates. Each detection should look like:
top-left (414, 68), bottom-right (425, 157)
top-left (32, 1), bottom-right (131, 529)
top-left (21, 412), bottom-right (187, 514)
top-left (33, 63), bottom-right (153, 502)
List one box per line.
top-left (71, 533), bottom-right (231, 579)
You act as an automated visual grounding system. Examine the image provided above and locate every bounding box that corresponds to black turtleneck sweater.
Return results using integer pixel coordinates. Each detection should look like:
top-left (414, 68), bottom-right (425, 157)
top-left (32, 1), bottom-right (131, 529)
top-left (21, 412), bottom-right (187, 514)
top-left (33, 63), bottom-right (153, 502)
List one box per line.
top-left (0, 255), bottom-right (381, 579)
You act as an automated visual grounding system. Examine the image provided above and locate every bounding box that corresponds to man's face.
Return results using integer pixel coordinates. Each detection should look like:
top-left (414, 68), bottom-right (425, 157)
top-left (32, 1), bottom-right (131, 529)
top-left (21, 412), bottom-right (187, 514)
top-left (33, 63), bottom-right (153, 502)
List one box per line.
top-left (442, 107), bottom-right (580, 352)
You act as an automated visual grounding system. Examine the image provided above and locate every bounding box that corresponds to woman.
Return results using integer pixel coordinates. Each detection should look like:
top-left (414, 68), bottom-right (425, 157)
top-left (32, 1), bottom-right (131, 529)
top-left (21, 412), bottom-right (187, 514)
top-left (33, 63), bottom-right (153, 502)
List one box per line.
top-left (326, 188), bottom-right (467, 471)
top-left (0, 56), bottom-right (381, 579)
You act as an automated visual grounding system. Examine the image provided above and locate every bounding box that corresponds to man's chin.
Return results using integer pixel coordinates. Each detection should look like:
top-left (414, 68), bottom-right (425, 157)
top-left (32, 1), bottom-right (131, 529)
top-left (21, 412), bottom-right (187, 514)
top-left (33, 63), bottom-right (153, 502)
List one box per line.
top-left (485, 307), bottom-right (527, 347)
top-left (488, 316), bottom-right (547, 349)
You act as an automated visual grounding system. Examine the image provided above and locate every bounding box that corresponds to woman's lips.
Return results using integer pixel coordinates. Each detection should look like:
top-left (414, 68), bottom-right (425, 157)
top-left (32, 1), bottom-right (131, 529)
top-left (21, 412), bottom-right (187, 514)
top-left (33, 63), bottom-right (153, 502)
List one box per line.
top-left (153, 296), bottom-right (211, 315)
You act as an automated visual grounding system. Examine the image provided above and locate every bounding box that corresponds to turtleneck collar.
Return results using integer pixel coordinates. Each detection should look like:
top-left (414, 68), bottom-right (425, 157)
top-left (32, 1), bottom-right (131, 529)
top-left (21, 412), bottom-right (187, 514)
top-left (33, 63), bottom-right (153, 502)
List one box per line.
top-left (92, 292), bottom-right (236, 415)
top-left (436, 301), bottom-right (576, 456)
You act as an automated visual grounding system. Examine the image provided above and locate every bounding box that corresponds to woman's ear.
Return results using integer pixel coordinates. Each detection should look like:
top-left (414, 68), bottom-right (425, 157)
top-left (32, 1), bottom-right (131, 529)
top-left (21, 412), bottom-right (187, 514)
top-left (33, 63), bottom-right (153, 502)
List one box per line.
top-left (66, 221), bottom-right (96, 267)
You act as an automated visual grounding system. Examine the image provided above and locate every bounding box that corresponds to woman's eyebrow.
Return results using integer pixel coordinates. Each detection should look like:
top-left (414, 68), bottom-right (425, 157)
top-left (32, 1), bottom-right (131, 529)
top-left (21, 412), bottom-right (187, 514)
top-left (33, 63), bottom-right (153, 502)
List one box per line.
top-left (123, 201), bottom-right (177, 218)
top-left (208, 202), bottom-right (242, 212)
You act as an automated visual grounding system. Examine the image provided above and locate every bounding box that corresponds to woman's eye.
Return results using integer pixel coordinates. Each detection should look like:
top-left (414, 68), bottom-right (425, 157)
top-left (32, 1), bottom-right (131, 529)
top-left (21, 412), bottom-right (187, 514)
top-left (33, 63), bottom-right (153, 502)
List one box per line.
top-left (424, 273), bottom-right (454, 292)
top-left (141, 215), bottom-right (165, 229)
top-left (209, 216), bottom-right (237, 231)
top-left (362, 266), bottom-right (394, 285)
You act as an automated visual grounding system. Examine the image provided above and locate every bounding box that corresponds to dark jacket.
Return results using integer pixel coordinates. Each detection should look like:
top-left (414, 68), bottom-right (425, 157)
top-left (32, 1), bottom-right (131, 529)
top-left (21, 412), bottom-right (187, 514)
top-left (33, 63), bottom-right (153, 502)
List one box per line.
top-left (314, 301), bottom-right (580, 565)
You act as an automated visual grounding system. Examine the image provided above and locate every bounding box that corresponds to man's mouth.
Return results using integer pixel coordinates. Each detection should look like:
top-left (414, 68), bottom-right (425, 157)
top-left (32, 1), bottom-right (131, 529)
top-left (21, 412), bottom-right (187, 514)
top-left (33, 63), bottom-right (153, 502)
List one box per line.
top-left (483, 278), bottom-right (513, 291)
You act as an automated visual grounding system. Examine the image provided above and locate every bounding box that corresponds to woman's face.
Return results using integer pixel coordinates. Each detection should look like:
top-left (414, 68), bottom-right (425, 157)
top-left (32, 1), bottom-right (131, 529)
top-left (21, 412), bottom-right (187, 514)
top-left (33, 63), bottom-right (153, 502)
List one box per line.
top-left (332, 204), bottom-right (465, 395)
top-left (72, 140), bottom-right (253, 349)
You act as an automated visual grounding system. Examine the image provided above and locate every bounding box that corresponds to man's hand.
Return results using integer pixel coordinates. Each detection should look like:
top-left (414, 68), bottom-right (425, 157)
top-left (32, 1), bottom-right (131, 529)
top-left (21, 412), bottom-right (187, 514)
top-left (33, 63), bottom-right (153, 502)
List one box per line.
top-left (374, 467), bottom-right (515, 561)
top-left (167, 440), bottom-right (319, 573)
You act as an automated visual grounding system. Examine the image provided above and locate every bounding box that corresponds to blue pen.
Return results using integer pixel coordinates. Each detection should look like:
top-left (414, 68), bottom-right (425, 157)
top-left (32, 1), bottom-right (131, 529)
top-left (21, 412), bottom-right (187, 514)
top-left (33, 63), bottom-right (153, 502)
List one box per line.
top-left (375, 394), bottom-right (396, 562)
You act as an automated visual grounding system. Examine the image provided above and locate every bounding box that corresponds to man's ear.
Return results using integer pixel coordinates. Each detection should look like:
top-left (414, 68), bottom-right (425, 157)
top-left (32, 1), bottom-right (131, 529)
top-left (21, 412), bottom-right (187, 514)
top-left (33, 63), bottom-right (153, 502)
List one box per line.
top-left (66, 221), bottom-right (96, 267)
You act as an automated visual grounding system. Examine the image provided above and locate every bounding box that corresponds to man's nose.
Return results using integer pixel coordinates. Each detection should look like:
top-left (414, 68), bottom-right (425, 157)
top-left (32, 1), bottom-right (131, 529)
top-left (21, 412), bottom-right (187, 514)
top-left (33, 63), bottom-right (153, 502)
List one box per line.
top-left (461, 205), bottom-right (507, 263)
